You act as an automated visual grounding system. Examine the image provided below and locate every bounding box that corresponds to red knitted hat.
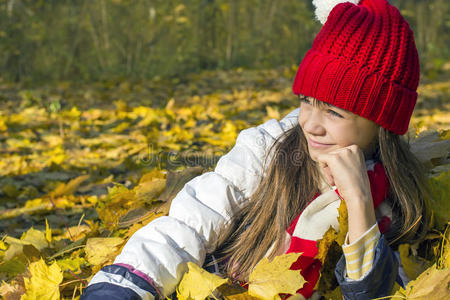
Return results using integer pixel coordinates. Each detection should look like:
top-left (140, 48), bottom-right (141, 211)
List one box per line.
top-left (292, 0), bottom-right (420, 135)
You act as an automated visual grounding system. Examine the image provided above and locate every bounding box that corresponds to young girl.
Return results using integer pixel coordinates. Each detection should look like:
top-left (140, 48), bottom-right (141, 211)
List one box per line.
top-left (82, 0), bottom-right (430, 299)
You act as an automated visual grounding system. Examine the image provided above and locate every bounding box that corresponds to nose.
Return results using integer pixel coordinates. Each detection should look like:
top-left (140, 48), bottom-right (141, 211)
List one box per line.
top-left (301, 108), bottom-right (325, 136)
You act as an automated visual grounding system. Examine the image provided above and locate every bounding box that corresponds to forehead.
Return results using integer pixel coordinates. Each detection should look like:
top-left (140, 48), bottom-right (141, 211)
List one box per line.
top-left (298, 94), bottom-right (360, 120)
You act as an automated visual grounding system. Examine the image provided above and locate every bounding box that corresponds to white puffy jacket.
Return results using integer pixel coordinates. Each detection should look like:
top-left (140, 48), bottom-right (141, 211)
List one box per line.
top-left (84, 108), bottom-right (300, 298)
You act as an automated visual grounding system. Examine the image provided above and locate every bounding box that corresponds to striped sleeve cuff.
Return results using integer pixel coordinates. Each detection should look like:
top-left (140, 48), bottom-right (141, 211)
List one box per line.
top-left (342, 223), bottom-right (381, 280)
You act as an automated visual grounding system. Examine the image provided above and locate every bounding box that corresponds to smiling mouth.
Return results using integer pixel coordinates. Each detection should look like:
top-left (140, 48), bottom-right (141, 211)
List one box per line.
top-left (307, 138), bottom-right (333, 148)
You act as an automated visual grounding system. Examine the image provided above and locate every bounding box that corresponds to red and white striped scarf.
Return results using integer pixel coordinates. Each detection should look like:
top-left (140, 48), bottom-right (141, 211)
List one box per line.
top-left (283, 160), bottom-right (391, 299)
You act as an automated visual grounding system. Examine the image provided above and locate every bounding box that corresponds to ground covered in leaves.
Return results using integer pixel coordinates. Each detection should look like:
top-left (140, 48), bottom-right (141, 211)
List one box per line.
top-left (0, 67), bottom-right (449, 299)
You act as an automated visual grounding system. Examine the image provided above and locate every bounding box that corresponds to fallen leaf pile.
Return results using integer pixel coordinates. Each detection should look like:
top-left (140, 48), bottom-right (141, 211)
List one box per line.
top-left (0, 68), bottom-right (449, 299)
top-left (177, 253), bottom-right (305, 300)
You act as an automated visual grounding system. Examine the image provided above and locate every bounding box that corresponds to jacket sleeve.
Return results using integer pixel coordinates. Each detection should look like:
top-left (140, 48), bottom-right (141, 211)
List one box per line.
top-left (335, 234), bottom-right (399, 299)
top-left (81, 108), bottom-right (300, 299)
top-left (81, 264), bottom-right (158, 300)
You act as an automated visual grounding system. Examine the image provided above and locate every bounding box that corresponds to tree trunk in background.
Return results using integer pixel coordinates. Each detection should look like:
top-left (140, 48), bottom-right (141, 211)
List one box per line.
top-left (0, 0), bottom-right (447, 83)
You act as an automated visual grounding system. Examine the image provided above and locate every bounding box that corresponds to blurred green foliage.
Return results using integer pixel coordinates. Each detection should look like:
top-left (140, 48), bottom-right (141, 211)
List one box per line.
top-left (0, 0), bottom-right (448, 85)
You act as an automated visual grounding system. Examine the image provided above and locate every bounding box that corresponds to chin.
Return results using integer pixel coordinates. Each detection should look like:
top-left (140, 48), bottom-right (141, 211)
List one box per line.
top-left (309, 155), bottom-right (319, 163)
top-left (306, 148), bottom-right (319, 162)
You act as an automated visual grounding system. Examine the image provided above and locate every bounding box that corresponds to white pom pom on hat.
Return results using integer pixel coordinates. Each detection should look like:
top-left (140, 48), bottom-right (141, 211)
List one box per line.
top-left (312, 0), bottom-right (360, 24)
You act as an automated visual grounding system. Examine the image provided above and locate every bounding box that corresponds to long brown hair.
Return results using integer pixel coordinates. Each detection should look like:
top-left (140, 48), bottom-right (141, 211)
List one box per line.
top-left (215, 119), bottom-right (430, 281)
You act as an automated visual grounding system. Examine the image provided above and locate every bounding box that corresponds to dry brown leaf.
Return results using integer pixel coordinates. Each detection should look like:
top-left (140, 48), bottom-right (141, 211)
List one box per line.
top-left (0, 277), bottom-right (26, 300)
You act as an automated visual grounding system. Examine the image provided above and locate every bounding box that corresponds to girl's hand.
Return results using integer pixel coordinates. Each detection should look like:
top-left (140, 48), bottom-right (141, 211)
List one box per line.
top-left (316, 144), bottom-right (371, 204)
top-left (316, 145), bottom-right (377, 243)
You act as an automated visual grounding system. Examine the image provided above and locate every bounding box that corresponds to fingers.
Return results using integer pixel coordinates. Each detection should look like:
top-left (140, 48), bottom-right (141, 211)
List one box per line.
top-left (322, 165), bottom-right (335, 186)
top-left (316, 155), bottom-right (337, 187)
top-left (326, 144), bottom-right (361, 157)
top-left (316, 145), bottom-right (364, 166)
top-left (315, 144), bottom-right (374, 207)
top-left (315, 144), bottom-right (366, 190)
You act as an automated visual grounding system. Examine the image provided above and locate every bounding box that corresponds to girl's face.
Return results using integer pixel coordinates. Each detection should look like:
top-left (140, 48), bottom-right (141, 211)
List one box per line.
top-left (298, 96), bottom-right (379, 162)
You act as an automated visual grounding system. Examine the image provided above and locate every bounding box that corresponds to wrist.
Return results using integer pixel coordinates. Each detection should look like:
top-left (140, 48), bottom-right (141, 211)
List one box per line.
top-left (342, 189), bottom-right (373, 207)
top-left (346, 198), bottom-right (377, 243)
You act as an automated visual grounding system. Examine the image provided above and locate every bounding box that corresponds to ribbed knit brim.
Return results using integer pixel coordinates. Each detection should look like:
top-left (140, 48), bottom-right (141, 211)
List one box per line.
top-left (293, 0), bottom-right (420, 135)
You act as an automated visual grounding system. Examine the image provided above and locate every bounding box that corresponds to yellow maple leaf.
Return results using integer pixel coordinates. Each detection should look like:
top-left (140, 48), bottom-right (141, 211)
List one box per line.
top-left (394, 263), bottom-right (450, 299)
top-left (0, 255), bottom-right (27, 276)
top-left (0, 240), bottom-right (6, 260)
top-left (0, 118), bottom-right (7, 132)
top-left (248, 253), bottom-right (305, 300)
top-left (45, 146), bottom-right (67, 166)
top-left (320, 286), bottom-right (342, 300)
top-left (177, 262), bottom-right (229, 300)
top-left (335, 200), bottom-right (348, 246)
top-left (315, 200), bottom-right (348, 263)
top-left (51, 174), bottom-right (90, 197)
top-left (440, 226), bottom-right (450, 269)
top-left (56, 257), bottom-right (87, 272)
top-left (96, 184), bottom-right (136, 227)
top-left (428, 172), bottom-right (450, 230)
top-left (398, 243), bottom-right (432, 280)
top-left (138, 169), bottom-right (166, 183)
top-left (21, 258), bottom-right (63, 300)
top-left (315, 226), bottom-right (337, 264)
top-left (85, 237), bottom-right (124, 266)
top-left (21, 227), bottom-right (48, 251)
top-left (217, 283), bottom-right (259, 300)
top-left (45, 218), bottom-right (52, 243)
top-left (61, 224), bottom-right (91, 241)
top-left (134, 177), bottom-right (166, 203)
top-left (61, 106), bottom-right (81, 120)
top-left (265, 106), bottom-right (280, 121)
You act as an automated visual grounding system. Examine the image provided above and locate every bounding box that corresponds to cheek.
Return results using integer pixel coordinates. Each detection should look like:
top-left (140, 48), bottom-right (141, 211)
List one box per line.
top-left (298, 111), bottom-right (306, 128)
top-left (298, 114), bottom-right (303, 127)
top-left (329, 123), bottom-right (361, 147)
top-left (355, 121), bottom-right (379, 150)
top-left (359, 129), bottom-right (379, 152)
top-left (334, 125), bottom-right (377, 151)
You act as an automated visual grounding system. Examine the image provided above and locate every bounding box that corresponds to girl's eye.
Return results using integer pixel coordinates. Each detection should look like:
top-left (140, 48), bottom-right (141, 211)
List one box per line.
top-left (300, 98), bottom-right (311, 105)
top-left (328, 109), bottom-right (344, 118)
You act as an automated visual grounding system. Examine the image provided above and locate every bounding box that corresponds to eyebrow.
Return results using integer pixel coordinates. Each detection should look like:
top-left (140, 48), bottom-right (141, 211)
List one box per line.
top-left (298, 95), bottom-right (353, 116)
top-left (298, 95), bottom-right (333, 108)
